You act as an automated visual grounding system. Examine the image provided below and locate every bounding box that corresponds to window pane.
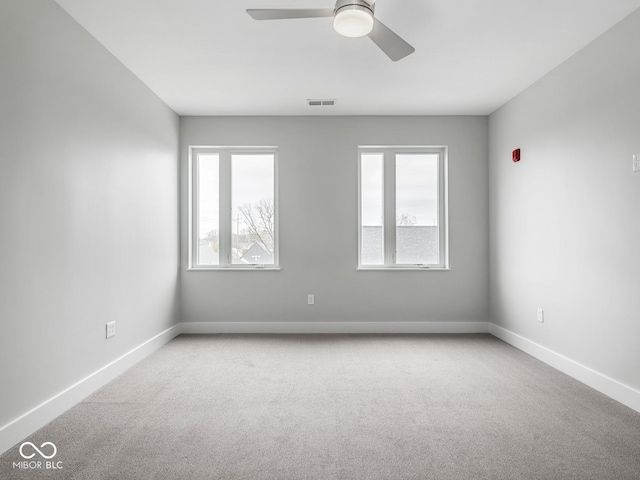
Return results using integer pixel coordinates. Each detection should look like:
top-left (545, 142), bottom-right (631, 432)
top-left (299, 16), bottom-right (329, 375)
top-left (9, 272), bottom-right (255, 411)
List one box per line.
top-left (360, 153), bottom-right (384, 265)
top-left (396, 154), bottom-right (439, 265)
top-left (197, 154), bottom-right (220, 265)
top-left (231, 154), bottom-right (275, 265)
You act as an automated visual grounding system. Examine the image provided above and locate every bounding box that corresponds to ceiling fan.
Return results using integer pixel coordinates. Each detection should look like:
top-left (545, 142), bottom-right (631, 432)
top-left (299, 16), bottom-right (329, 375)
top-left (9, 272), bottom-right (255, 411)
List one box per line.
top-left (247, 0), bottom-right (415, 62)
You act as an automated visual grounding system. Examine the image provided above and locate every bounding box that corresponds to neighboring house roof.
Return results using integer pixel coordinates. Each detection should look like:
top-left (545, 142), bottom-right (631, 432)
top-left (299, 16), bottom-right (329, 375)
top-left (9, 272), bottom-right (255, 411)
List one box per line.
top-left (241, 242), bottom-right (273, 265)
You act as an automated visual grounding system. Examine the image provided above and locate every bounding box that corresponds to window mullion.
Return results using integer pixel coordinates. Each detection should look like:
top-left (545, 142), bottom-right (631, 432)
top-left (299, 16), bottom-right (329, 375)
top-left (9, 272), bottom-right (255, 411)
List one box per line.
top-left (219, 151), bottom-right (232, 267)
top-left (383, 150), bottom-right (396, 267)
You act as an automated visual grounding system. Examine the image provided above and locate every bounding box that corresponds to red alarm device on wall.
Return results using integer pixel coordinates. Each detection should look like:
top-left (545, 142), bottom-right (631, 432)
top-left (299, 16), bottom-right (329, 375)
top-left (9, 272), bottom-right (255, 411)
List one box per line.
top-left (512, 149), bottom-right (521, 162)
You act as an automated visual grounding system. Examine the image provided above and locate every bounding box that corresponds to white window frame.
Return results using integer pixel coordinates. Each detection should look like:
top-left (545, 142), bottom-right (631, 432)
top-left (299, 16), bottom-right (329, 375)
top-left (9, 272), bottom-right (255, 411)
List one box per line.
top-left (357, 146), bottom-right (449, 271)
top-left (188, 146), bottom-right (280, 270)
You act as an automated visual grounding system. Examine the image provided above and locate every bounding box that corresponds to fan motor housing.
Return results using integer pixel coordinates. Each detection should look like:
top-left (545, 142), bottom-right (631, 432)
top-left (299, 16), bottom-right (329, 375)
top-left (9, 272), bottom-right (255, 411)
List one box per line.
top-left (334, 0), bottom-right (375, 15)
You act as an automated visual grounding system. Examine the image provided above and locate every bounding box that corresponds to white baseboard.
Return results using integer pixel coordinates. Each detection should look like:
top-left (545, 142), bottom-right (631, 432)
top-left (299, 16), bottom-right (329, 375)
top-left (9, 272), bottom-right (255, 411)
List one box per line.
top-left (489, 323), bottom-right (640, 414)
top-left (181, 321), bottom-right (489, 334)
top-left (0, 324), bottom-right (182, 455)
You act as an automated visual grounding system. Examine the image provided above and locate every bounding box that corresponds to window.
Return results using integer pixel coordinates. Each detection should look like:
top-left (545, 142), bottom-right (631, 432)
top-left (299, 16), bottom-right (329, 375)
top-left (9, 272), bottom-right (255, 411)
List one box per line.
top-left (189, 147), bottom-right (278, 269)
top-left (358, 146), bottom-right (448, 269)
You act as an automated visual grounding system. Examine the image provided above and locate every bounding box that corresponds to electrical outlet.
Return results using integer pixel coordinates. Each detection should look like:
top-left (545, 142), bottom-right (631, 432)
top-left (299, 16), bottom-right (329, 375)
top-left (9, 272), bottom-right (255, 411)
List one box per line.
top-left (633, 154), bottom-right (640, 172)
top-left (106, 321), bottom-right (116, 339)
top-left (307, 294), bottom-right (315, 305)
top-left (537, 309), bottom-right (544, 323)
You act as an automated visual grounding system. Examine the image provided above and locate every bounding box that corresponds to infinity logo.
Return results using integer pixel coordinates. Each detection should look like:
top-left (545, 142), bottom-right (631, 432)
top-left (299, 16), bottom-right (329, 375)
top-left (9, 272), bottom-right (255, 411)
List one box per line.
top-left (19, 442), bottom-right (57, 460)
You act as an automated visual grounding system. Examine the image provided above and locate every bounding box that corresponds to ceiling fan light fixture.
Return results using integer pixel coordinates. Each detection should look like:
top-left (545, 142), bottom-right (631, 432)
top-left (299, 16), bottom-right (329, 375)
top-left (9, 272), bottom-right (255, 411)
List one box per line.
top-left (333, 5), bottom-right (374, 38)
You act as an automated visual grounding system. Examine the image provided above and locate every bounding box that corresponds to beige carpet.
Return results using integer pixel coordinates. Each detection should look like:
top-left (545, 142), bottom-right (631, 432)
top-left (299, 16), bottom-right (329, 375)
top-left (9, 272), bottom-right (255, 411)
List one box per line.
top-left (2, 334), bottom-right (640, 479)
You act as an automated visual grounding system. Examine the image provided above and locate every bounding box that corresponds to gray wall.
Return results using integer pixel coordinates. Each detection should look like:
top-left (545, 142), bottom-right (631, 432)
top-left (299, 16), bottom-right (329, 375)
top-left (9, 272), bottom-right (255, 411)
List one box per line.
top-left (489, 10), bottom-right (640, 391)
top-left (181, 116), bottom-right (489, 325)
top-left (0, 0), bottom-right (180, 428)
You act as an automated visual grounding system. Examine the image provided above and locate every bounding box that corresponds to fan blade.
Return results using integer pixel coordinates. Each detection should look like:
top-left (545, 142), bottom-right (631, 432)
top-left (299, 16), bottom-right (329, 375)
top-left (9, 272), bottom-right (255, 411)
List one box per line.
top-left (367, 18), bottom-right (415, 62)
top-left (247, 9), bottom-right (334, 20)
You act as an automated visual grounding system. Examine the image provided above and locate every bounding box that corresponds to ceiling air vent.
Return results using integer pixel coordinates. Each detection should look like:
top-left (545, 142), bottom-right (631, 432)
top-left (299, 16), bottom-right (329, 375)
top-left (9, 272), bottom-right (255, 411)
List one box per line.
top-left (307, 99), bottom-right (336, 106)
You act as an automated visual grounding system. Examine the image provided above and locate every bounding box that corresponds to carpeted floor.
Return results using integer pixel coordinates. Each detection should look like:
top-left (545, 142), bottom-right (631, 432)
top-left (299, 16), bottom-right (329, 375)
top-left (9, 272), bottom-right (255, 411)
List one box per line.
top-left (2, 334), bottom-right (640, 479)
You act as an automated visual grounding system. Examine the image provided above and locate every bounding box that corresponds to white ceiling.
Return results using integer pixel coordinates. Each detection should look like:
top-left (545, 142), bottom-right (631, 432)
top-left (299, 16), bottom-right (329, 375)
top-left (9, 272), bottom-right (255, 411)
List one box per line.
top-left (54, 0), bottom-right (640, 116)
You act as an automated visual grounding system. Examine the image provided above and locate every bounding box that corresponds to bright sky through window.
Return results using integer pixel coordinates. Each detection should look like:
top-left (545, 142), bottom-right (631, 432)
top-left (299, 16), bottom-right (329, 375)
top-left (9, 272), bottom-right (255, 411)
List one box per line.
top-left (198, 154), bottom-right (219, 240)
top-left (232, 154), bottom-right (274, 213)
top-left (360, 153), bottom-right (383, 227)
top-left (396, 154), bottom-right (438, 227)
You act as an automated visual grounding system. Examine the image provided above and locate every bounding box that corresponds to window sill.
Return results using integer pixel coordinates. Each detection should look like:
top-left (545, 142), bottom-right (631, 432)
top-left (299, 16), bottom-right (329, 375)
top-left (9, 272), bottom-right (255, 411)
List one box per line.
top-left (187, 267), bottom-right (282, 271)
top-left (356, 267), bottom-right (450, 271)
